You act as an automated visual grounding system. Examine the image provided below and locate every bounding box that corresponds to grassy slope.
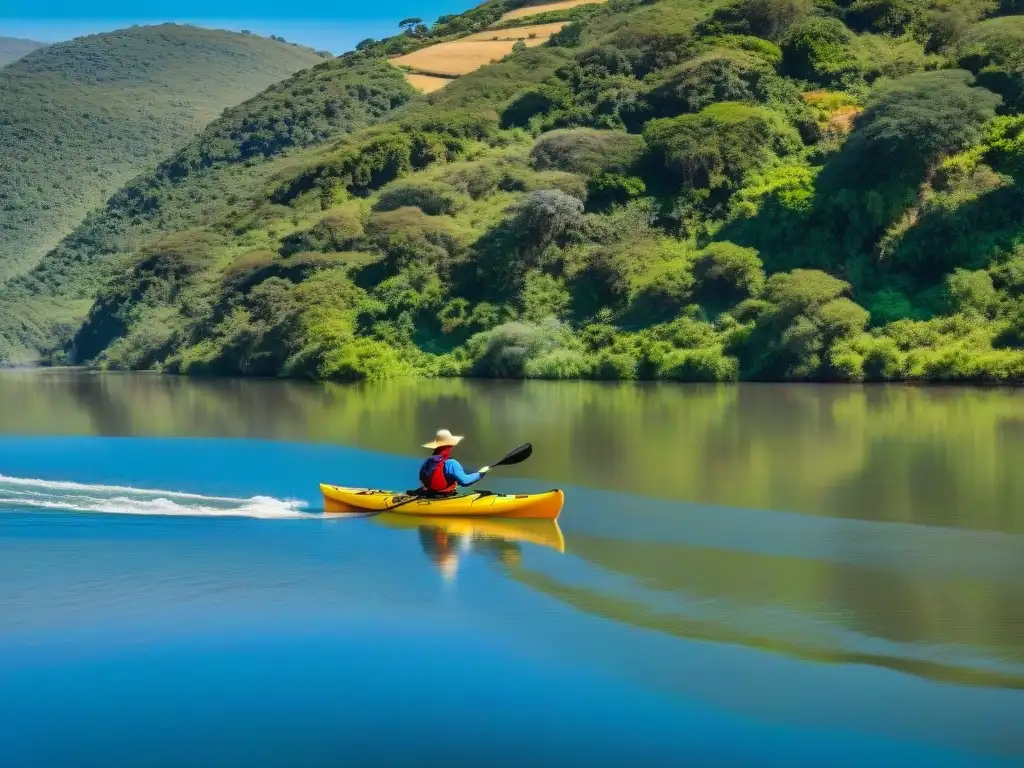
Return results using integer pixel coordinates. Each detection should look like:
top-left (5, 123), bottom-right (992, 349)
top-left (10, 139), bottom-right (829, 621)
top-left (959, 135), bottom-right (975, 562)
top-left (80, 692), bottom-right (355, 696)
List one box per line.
top-left (0, 37), bottom-right (46, 67)
top-left (0, 54), bottom-right (415, 364)
top-left (0, 24), bottom-right (324, 286)
top-left (13, 0), bottom-right (1024, 381)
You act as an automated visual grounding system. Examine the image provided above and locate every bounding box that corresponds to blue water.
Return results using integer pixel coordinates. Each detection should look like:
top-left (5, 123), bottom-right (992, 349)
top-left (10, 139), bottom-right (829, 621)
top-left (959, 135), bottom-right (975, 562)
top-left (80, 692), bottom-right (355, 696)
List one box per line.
top-left (1, 436), bottom-right (1022, 766)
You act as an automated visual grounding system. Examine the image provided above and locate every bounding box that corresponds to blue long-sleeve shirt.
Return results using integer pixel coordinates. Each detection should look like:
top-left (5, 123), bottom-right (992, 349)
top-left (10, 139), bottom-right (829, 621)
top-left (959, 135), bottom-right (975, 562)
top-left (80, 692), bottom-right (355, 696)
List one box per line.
top-left (443, 458), bottom-right (482, 487)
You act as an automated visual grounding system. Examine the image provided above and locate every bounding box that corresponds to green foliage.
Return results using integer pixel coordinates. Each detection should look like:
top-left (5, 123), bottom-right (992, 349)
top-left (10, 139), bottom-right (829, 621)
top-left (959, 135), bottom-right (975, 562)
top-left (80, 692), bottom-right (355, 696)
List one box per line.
top-left (736, 269), bottom-right (871, 379)
top-left (646, 49), bottom-right (799, 118)
top-left (845, 0), bottom-right (925, 35)
top-left (468, 318), bottom-right (579, 377)
top-left (782, 16), bottom-right (939, 87)
top-left (698, 0), bottom-right (815, 42)
top-left (157, 58), bottom-right (412, 181)
top-left (530, 129), bottom-right (644, 176)
top-left (366, 206), bottom-right (470, 274)
top-left (958, 16), bottom-right (1024, 113)
top-left (375, 180), bottom-right (469, 216)
top-left (6, 0), bottom-right (1024, 382)
top-left (781, 17), bottom-right (860, 84)
top-left (0, 24), bottom-right (322, 282)
top-left (831, 70), bottom-right (1001, 184)
top-left (630, 258), bottom-right (697, 323)
top-left (643, 102), bottom-right (802, 194)
top-left (587, 173), bottom-right (648, 209)
top-left (692, 242), bottom-right (767, 310)
top-left (280, 210), bottom-right (364, 256)
top-left (659, 346), bottom-right (741, 381)
top-left (983, 114), bottom-right (1024, 178)
top-left (945, 268), bottom-right (997, 315)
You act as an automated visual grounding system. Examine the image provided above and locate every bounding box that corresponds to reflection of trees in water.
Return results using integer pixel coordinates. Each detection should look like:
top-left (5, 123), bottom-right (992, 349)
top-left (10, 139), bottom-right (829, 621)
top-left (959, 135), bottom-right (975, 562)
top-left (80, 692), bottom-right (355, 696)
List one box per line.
top-left (561, 532), bottom-right (1024, 674)
top-left (509, 563), bottom-right (1024, 691)
top-left (61, 373), bottom-right (318, 440)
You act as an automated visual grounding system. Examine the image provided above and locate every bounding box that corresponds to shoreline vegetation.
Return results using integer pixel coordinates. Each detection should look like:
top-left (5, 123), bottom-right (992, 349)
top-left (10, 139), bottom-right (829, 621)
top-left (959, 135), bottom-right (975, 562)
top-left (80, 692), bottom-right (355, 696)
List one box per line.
top-left (3, 0), bottom-right (1024, 384)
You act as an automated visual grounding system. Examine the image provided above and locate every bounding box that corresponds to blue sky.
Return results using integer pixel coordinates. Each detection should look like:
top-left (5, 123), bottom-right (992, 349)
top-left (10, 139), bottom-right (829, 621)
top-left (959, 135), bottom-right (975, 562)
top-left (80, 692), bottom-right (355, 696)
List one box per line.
top-left (0, 0), bottom-right (471, 53)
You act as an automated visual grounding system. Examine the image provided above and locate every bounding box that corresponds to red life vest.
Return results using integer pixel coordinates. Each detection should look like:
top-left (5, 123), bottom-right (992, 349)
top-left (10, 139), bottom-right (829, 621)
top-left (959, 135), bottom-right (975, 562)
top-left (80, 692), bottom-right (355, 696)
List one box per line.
top-left (419, 447), bottom-right (457, 493)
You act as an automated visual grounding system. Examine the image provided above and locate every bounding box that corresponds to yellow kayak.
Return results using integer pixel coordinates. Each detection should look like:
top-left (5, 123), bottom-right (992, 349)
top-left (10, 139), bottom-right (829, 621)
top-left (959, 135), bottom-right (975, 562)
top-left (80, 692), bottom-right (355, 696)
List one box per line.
top-left (319, 484), bottom-right (564, 520)
top-left (372, 512), bottom-right (566, 553)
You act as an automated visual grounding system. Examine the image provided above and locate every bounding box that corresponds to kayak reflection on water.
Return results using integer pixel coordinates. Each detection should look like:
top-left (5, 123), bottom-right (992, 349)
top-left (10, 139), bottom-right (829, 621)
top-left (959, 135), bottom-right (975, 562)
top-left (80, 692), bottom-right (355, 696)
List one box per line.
top-left (371, 513), bottom-right (565, 582)
top-left (417, 526), bottom-right (523, 580)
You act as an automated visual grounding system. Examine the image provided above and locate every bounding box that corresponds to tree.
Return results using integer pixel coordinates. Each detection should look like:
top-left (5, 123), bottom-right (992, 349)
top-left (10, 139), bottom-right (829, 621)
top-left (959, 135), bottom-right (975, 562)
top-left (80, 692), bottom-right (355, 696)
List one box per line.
top-left (836, 70), bottom-right (1001, 182)
top-left (530, 128), bottom-right (644, 176)
top-left (643, 102), bottom-right (801, 193)
top-left (472, 190), bottom-right (586, 296)
top-left (692, 242), bottom-right (766, 310)
top-left (737, 269), bottom-right (870, 379)
top-left (399, 17), bottom-right (424, 29)
top-left (781, 17), bottom-right (859, 85)
top-left (957, 17), bottom-right (1024, 113)
top-left (646, 50), bottom-right (794, 118)
top-left (701, 0), bottom-right (814, 41)
top-left (507, 189), bottom-right (586, 254)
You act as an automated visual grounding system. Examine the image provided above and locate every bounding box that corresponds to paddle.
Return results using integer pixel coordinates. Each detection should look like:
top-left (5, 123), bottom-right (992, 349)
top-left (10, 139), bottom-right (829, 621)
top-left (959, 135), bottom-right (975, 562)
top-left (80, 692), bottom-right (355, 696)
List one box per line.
top-left (486, 442), bottom-right (533, 471)
top-left (342, 442), bottom-right (534, 517)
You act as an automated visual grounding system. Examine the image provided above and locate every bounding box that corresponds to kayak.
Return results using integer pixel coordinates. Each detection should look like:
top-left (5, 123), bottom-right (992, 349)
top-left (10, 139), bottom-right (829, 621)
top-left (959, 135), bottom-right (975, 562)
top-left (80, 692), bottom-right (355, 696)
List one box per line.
top-left (319, 484), bottom-right (564, 520)
top-left (372, 512), bottom-right (565, 553)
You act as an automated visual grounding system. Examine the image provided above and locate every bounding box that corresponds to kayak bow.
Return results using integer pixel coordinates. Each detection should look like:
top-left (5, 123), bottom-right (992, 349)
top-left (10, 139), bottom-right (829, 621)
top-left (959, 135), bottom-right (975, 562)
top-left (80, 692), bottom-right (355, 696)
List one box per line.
top-left (319, 484), bottom-right (564, 520)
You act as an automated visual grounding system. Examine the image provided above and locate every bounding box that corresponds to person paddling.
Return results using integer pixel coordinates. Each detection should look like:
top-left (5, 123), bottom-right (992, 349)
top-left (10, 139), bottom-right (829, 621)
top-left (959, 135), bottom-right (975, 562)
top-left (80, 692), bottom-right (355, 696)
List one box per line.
top-left (418, 429), bottom-right (490, 495)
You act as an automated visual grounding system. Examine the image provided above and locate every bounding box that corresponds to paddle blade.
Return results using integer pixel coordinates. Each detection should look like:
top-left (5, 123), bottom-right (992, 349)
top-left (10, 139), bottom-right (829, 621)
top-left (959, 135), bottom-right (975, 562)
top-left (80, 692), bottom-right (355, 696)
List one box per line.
top-left (494, 443), bottom-right (532, 467)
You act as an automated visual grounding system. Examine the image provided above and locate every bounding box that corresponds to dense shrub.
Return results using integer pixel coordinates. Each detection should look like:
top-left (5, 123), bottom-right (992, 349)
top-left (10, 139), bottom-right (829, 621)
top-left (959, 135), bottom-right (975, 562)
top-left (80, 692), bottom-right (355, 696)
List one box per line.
top-left (692, 242), bottom-right (766, 310)
top-left (737, 269), bottom-right (871, 379)
top-left (957, 16), bottom-right (1024, 113)
top-left (375, 180), bottom-right (468, 216)
top-left (586, 173), bottom-right (648, 209)
top-left (781, 17), bottom-right (860, 85)
top-left (279, 210), bottom-right (364, 256)
top-left (698, 0), bottom-right (815, 41)
top-left (501, 189), bottom-right (588, 253)
top-left (365, 206), bottom-right (469, 274)
top-left (530, 129), bottom-right (644, 176)
top-left (827, 69), bottom-right (1001, 189)
top-left (643, 102), bottom-right (802, 193)
top-left (468, 318), bottom-right (578, 377)
top-left (646, 49), bottom-right (796, 117)
top-left (630, 258), bottom-right (696, 323)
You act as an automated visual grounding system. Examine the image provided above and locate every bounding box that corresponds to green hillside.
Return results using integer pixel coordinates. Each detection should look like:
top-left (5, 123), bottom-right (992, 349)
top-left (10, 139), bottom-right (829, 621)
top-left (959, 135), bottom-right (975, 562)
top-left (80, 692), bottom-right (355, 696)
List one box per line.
top-left (0, 24), bottom-right (324, 288)
top-left (14, 0), bottom-right (1024, 381)
top-left (0, 37), bottom-right (46, 67)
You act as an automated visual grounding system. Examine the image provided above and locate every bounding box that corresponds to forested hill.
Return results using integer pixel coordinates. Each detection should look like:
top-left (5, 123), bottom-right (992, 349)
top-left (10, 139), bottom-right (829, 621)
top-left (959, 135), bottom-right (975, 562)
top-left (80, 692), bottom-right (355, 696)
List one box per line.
top-left (0, 37), bottom-right (46, 67)
top-left (15, 0), bottom-right (1024, 382)
top-left (0, 24), bottom-right (324, 285)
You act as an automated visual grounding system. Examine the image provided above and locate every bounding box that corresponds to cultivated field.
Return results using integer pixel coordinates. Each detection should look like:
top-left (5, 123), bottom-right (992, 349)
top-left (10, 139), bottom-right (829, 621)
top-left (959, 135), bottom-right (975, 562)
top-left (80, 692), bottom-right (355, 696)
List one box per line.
top-left (499, 0), bottom-right (606, 22)
top-left (461, 22), bottom-right (569, 42)
top-left (403, 72), bottom-right (454, 92)
top-left (392, 29), bottom-right (557, 78)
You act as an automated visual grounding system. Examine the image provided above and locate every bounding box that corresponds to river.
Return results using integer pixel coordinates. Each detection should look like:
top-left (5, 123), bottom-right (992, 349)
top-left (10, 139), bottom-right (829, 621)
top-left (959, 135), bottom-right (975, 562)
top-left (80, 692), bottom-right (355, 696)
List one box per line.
top-left (0, 370), bottom-right (1021, 766)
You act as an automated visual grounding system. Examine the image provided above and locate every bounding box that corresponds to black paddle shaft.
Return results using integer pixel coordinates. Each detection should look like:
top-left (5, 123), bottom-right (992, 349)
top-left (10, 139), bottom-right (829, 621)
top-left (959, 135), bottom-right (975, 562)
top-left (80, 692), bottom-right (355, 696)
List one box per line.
top-left (490, 442), bottom-right (532, 469)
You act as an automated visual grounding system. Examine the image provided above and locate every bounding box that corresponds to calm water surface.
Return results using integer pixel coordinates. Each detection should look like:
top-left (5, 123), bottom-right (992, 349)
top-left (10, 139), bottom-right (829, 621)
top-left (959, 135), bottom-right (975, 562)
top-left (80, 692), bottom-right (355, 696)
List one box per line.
top-left (0, 371), bottom-right (1021, 766)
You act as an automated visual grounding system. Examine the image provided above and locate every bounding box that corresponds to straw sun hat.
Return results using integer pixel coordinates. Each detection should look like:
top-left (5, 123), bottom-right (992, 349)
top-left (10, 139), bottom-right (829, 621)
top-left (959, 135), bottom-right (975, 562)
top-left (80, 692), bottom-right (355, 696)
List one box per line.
top-left (422, 428), bottom-right (464, 449)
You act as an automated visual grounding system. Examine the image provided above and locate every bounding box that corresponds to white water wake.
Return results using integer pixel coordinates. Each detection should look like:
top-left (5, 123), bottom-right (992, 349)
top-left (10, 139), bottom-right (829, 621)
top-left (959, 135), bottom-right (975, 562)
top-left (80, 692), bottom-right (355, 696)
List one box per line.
top-left (0, 474), bottom-right (310, 519)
